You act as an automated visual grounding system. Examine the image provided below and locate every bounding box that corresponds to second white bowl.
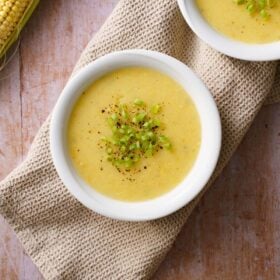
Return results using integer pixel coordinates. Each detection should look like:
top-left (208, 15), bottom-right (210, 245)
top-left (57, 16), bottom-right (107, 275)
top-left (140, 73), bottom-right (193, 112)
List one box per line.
top-left (177, 0), bottom-right (280, 61)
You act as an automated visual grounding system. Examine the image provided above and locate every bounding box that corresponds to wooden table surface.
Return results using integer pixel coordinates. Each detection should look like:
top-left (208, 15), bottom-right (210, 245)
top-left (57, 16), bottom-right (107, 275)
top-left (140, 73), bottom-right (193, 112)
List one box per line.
top-left (0, 1), bottom-right (279, 279)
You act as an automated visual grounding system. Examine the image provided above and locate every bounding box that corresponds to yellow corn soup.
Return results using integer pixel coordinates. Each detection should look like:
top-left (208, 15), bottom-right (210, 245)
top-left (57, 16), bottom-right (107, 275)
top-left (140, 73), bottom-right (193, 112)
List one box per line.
top-left (67, 67), bottom-right (201, 201)
top-left (196, 0), bottom-right (280, 43)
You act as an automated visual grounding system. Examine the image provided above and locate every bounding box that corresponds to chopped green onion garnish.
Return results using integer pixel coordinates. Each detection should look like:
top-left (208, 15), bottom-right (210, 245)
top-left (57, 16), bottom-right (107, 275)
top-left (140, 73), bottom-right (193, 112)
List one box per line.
top-left (100, 99), bottom-right (172, 170)
top-left (234, 0), bottom-right (278, 18)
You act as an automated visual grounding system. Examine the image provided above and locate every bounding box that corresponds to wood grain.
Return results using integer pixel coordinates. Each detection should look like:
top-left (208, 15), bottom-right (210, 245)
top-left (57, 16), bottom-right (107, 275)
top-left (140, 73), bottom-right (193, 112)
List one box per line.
top-left (0, 1), bottom-right (279, 279)
top-left (154, 103), bottom-right (280, 280)
top-left (0, 1), bottom-right (117, 279)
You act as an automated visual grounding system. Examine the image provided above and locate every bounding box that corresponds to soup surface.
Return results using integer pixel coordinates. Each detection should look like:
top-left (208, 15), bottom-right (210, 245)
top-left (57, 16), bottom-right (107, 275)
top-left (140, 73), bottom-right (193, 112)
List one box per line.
top-left (68, 67), bottom-right (201, 201)
top-left (196, 0), bottom-right (280, 43)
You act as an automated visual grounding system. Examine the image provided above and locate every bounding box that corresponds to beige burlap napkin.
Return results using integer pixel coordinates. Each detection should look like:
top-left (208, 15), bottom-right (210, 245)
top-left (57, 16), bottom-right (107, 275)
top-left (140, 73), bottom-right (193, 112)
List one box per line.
top-left (0, 1), bottom-right (279, 279)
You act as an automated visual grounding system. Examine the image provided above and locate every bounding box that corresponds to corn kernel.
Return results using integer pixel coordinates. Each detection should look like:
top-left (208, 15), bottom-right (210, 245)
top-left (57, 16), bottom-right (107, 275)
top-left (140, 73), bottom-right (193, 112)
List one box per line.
top-left (0, 0), bottom-right (39, 58)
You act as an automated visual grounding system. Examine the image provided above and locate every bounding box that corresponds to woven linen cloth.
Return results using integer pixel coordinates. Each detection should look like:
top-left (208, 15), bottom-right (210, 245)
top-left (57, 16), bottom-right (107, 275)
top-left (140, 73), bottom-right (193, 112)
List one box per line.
top-left (0, 0), bottom-right (279, 279)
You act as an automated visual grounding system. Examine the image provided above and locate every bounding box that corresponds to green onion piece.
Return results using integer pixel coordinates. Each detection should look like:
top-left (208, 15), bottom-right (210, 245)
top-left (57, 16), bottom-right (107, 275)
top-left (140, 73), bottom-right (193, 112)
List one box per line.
top-left (134, 98), bottom-right (145, 106)
top-left (260, 8), bottom-right (269, 18)
top-left (110, 113), bottom-right (118, 121)
top-left (132, 112), bottom-right (146, 123)
top-left (247, 3), bottom-right (255, 13)
top-left (234, 0), bottom-right (278, 19)
top-left (151, 104), bottom-right (161, 114)
top-left (235, 0), bottom-right (245, 4)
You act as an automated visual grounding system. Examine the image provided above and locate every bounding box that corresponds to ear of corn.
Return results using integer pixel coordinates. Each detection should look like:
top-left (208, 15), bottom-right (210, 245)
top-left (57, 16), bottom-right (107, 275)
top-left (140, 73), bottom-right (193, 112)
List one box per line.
top-left (0, 0), bottom-right (39, 59)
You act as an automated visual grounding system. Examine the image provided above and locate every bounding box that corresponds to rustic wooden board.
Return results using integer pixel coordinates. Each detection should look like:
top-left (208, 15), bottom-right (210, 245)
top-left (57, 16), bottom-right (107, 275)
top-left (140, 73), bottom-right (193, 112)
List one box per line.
top-left (155, 103), bottom-right (280, 280)
top-left (0, 0), bottom-right (279, 279)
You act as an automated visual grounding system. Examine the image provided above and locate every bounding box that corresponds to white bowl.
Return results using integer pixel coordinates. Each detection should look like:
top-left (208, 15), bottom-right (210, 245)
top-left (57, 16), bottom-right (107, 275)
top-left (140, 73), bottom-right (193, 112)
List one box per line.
top-left (177, 0), bottom-right (280, 61)
top-left (50, 49), bottom-right (221, 221)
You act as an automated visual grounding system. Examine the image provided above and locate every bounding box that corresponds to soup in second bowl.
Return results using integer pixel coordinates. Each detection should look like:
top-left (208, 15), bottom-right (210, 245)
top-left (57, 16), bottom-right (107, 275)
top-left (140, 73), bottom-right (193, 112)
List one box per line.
top-left (196, 0), bottom-right (280, 43)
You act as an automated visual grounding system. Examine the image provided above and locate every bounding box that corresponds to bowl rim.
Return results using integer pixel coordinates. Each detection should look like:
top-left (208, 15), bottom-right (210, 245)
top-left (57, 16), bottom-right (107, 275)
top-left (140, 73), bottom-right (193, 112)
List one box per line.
top-left (177, 0), bottom-right (280, 61)
top-left (50, 49), bottom-right (222, 221)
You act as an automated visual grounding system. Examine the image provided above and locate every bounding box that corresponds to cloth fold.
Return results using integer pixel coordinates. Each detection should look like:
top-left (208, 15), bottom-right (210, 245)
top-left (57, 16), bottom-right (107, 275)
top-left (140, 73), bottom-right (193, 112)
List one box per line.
top-left (0, 0), bottom-right (279, 279)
